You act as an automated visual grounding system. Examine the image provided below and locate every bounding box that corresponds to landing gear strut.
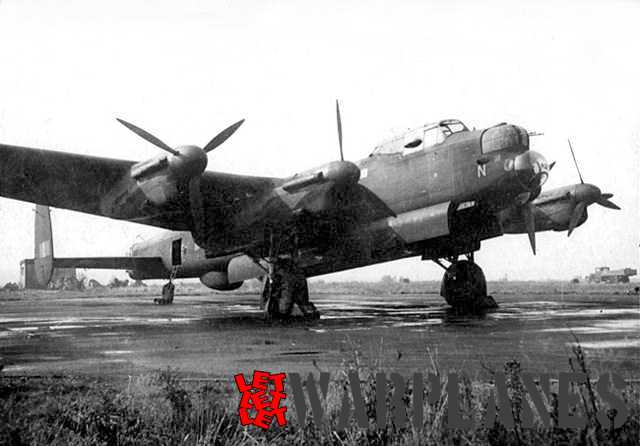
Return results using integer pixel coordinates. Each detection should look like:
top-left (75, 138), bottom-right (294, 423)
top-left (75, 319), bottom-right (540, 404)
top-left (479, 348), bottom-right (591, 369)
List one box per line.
top-left (260, 261), bottom-right (320, 320)
top-left (437, 258), bottom-right (498, 312)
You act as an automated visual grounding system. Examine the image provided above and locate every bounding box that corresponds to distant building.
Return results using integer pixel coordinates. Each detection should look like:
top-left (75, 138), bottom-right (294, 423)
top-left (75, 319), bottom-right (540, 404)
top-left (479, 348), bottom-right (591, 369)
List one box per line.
top-left (19, 258), bottom-right (76, 289)
top-left (586, 266), bottom-right (637, 284)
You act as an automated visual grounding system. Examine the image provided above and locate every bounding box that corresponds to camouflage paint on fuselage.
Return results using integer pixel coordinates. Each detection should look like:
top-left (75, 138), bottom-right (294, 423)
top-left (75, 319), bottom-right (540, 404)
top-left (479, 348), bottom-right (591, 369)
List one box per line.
top-left (128, 120), bottom-right (552, 286)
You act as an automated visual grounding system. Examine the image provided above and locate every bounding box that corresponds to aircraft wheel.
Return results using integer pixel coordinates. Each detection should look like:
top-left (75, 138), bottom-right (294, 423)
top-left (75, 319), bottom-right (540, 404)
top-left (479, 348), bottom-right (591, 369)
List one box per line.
top-left (440, 260), bottom-right (497, 311)
top-left (262, 269), bottom-right (319, 320)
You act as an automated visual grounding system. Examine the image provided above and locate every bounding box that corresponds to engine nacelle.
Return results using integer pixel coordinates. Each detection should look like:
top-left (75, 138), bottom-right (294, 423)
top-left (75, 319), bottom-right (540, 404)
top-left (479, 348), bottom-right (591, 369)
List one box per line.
top-left (499, 193), bottom-right (586, 234)
top-left (131, 145), bottom-right (209, 206)
top-left (282, 160), bottom-right (360, 193)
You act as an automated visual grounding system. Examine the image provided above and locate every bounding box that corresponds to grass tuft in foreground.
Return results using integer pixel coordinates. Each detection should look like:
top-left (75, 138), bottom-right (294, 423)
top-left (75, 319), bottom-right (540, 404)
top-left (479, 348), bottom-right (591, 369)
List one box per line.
top-left (1, 343), bottom-right (638, 445)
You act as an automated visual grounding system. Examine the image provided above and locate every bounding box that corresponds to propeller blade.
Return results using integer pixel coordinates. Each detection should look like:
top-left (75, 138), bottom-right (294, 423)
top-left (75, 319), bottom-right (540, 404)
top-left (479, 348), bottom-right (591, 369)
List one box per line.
top-left (567, 139), bottom-right (584, 184)
top-left (336, 99), bottom-right (344, 161)
top-left (568, 201), bottom-right (587, 236)
top-left (116, 118), bottom-right (179, 156)
top-left (203, 119), bottom-right (245, 153)
top-left (523, 203), bottom-right (536, 255)
top-left (597, 198), bottom-right (621, 210)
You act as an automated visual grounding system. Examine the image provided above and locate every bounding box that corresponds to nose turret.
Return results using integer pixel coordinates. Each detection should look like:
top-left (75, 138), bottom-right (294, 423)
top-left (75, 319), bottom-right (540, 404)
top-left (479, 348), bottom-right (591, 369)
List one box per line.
top-left (514, 150), bottom-right (550, 190)
top-left (478, 123), bottom-right (551, 207)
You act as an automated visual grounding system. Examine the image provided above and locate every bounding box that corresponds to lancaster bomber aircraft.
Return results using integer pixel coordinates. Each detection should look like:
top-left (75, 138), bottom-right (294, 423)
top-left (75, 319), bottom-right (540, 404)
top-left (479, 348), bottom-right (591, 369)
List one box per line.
top-left (0, 103), bottom-right (619, 319)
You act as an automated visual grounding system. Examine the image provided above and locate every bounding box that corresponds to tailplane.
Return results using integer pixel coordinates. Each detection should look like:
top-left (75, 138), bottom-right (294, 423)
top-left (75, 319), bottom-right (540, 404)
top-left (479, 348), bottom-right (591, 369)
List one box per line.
top-left (30, 205), bottom-right (164, 288)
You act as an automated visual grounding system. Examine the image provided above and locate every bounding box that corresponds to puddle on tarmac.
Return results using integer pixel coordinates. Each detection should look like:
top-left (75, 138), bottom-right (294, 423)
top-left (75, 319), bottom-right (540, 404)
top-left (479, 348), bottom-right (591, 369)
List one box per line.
top-left (102, 350), bottom-right (134, 355)
top-left (8, 327), bottom-right (39, 332)
top-left (540, 319), bottom-right (639, 335)
top-left (49, 325), bottom-right (85, 330)
top-left (568, 339), bottom-right (640, 349)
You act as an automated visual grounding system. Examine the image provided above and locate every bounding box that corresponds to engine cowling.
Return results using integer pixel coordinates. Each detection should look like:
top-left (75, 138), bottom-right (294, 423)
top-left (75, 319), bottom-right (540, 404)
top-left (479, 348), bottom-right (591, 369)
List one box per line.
top-left (131, 145), bottom-right (209, 206)
top-left (282, 160), bottom-right (360, 193)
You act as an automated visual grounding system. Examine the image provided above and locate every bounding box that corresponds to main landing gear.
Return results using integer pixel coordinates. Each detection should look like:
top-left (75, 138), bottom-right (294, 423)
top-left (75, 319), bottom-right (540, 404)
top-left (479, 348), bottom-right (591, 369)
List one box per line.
top-left (260, 260), bottom-right (320, 321)
top-left (435, 255), bottom-right (498, 312)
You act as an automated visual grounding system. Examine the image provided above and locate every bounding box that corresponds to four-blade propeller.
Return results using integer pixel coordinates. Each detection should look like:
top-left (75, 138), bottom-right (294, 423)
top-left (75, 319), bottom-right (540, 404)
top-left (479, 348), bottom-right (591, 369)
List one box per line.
top-left (117, 116), bottom-right (244, 246)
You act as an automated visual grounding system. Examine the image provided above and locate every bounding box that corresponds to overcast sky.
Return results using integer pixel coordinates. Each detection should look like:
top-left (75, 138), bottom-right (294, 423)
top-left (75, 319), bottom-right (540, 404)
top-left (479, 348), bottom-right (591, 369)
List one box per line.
top-left (0, 0), bottom-right (638, 284)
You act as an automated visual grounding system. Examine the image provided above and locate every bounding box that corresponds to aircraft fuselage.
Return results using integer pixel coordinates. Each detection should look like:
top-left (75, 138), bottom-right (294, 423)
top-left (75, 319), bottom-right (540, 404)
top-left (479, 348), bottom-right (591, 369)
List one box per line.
top-left (129, 121), bottom-right (554, 289)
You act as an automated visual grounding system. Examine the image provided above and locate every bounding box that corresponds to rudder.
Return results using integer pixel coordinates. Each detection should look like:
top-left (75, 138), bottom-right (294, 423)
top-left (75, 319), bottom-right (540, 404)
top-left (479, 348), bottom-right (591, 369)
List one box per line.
top-left (33, 204), bottom-right (54, 287)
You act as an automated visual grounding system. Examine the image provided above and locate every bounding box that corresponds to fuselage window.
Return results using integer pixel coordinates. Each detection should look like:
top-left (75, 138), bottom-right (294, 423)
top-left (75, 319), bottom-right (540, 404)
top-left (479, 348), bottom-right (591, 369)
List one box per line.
top-left (423, 127), bottom-right (445, 148)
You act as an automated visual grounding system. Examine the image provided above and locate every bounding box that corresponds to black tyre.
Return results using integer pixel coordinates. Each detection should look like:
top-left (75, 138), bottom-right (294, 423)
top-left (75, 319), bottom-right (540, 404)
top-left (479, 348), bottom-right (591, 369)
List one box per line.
top-left (440, 260), bottom-right (489, 309)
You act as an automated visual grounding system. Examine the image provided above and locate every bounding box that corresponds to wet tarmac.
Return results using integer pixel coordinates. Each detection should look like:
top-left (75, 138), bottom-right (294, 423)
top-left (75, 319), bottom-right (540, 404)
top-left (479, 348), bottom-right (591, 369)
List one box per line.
top-left (0, 284), bottom-right (638, 380)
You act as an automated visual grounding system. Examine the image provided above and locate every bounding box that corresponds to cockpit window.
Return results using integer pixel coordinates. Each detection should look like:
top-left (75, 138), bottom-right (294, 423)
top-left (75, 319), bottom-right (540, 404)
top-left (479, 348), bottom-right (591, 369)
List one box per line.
top-left (423, 127), bottom-right (445, 148)
top-left (439, 119), bottom-right (468, 135)
top-left (371, 119), bottom-right (469, 156)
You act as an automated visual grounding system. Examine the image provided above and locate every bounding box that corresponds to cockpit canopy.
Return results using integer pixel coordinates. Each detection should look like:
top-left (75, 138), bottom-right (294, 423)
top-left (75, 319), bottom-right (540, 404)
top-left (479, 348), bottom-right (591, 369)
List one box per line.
top-left (372, 119), bottom-right (469, 155)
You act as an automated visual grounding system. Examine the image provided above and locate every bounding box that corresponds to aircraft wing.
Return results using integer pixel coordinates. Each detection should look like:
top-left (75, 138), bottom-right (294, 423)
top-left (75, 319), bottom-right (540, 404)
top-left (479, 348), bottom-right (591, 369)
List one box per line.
top-left (337, 183), bottom-right (396, 222)
top-left (0, 143), bottom-right (277, 231)
top-left (292, 181), bottom-right (396, 225)
top-left (0, 143), bottom-right (135, 214)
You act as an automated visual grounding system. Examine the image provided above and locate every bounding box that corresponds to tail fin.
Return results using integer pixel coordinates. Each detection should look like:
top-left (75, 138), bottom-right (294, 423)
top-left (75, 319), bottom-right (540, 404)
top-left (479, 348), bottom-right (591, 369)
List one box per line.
top-left (31, 204), bottom-right (163, 284)
top-left (33, 204), bottom-right (54, 287)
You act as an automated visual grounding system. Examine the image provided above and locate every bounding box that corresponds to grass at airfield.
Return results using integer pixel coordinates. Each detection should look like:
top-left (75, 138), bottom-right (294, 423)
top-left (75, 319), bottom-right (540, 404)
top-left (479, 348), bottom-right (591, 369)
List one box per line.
top-left (1, 281), bottom-right (638, 444)
top-left (1, 340), bottom-right (638, 445)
